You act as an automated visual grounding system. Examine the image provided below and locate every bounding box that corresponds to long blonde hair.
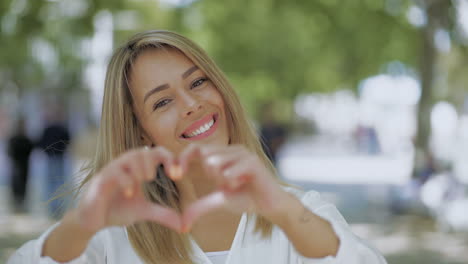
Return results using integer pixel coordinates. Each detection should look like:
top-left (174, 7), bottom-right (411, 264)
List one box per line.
top-left (78, 30), bottom-right (281, 263)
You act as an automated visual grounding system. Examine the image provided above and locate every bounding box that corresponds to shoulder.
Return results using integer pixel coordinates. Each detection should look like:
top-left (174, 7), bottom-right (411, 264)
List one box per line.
top-left (7, 224), bottom-right (129, 264)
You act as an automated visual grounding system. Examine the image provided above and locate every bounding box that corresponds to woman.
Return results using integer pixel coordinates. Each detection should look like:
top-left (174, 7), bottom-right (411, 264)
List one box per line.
top-left (8, 30), bottom-right (386, 264)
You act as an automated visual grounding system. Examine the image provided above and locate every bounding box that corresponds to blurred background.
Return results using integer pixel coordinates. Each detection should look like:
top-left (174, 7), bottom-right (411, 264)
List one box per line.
top-left (1, 0), bottom-right (468, 263)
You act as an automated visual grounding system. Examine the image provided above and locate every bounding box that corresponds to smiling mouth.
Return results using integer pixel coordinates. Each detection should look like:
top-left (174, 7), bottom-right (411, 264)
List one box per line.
top-left (181, 114), bottom-right (218, 139)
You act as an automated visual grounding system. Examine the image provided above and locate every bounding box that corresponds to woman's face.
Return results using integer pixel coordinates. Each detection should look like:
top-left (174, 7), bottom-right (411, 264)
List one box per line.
top-left (129, 48), bottom-right (229, 154)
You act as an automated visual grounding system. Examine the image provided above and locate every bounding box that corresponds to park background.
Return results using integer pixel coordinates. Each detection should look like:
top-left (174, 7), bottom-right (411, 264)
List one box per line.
top-left (1, 0), bottom-right (468, 263)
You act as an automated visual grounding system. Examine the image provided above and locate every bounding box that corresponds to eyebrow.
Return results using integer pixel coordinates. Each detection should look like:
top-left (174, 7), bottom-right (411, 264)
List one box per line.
top-left (182, 65), bottom-right (199, 79)
top-left (143, 65), bottom-right (200, 104)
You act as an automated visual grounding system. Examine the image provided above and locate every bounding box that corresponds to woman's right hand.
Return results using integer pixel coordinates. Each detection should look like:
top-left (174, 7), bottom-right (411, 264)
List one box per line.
top-left (75, 146), bottom-right (182, 234)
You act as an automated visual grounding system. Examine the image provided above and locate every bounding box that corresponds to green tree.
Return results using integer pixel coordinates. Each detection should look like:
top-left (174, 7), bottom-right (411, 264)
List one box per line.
top-left (2, 0), bottom-right (467, 178)
top-left (0, 0), bottom-right (136, 96)
top-left (177, 0), bottom-right (420, 118)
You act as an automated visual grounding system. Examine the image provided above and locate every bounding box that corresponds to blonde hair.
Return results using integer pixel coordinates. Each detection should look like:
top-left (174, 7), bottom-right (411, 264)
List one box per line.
top-left (78, 30), bottom-right (282, 263)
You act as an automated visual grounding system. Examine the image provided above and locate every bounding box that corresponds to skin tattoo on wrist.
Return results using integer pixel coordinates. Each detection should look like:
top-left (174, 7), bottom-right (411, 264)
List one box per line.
top-left (300, 206), bottom-right (314, 223)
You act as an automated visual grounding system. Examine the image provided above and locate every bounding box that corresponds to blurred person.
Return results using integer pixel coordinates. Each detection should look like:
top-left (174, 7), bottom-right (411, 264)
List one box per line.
top-left (8, 30), bottom-right (386, 264)
top-left (37, 105), bottom-right (71, 218)
top-left (391, 151), bottom-right (438, 214)
top-left (354, 124), bottom-right (380, 155)
top-left (259, 102), bottom-right (287, 165)
top-left (418, 152), bottom-right (437, 184)
top-left (7, 117), bottom-right (34, 212)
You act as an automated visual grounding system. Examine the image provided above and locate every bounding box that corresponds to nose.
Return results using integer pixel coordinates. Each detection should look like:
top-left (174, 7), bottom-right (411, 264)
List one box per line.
top-left (179, 91), bottom-right (202, 117)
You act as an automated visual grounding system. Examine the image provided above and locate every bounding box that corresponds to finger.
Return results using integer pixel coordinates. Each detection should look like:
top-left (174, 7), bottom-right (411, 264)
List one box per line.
top-left (98, 165), bottom-right (137, 199)
top-left (80, 168), bottom-right (130, 231)
top-left (168, 163), bottom-right (183, 181)
top-left (179, 144), bottom-right (237, 182)
top-left (178, 144), bottom-right (224, 175)
top-left (148, 146), bottom-right (177, 180)
top-left (126, 151), bottom-right (146, 184)
top-left (182, 191), bottom-right (226, 232)
top-left (99, 166), bottom-right (135, 198)
top-left (204, 151), bottom-right (242, 183)
top-left (221, 157), bottom-right (255, 191)
top-left (136, 202), bottom-right (182, 232)
top-left (117, 167), bottom-right (137, 198)
top-left (114, 150), bottom-right (144, 187)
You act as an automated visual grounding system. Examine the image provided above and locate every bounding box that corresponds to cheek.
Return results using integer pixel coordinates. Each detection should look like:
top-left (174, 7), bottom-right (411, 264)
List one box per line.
top-left (149, 114), bottom-right (178, 147)
top-left (203, 87), bottom-right (225, 110)
top-left (215, 93), bottom-right (225, 110)
top-left (210, 90), bottom-right (229, 134)
top-left (215, 93), bottom-right (227, 120)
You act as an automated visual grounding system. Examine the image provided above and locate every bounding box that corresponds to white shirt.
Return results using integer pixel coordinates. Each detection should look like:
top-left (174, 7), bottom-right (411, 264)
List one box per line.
top-left (206, 251), bottom-right (229, 264)
top-left (7, 188), bottom-right (387, 264)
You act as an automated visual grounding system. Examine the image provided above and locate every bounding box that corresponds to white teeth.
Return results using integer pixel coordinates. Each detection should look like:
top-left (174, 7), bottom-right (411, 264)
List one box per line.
top-left (185, 118), bottom-right (215, 138)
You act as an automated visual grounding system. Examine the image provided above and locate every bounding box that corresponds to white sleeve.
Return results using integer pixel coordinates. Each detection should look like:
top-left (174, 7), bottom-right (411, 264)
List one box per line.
top-left (7, 223), bottom-right (106, 264)
top-left (286, 189), bottom-right (387, 264)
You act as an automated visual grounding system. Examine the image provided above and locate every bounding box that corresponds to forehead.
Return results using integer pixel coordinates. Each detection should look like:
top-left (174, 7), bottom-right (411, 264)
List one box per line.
top-left (138, 46), bottom-right (191, 64)
top-left (129, 48), bottom-right (195, 97)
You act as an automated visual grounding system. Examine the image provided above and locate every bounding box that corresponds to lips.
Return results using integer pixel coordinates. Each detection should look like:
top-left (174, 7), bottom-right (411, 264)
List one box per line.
top-left (181, 113), bottom-right (218, 139)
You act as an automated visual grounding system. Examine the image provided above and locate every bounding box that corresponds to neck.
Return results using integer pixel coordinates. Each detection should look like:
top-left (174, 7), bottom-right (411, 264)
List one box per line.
top-left (175, 164), bottom-right (217, 210)
top-left (174, 163), bottom-right (243, 252)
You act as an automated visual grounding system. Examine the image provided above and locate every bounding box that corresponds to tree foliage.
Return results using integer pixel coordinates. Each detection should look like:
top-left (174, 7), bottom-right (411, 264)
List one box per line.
top-left (1, 0), bottom-right (467, 123)
top-left (0, 0), bottom-right (127, 94)
top-left (170, 0), bottom-right (422, 117)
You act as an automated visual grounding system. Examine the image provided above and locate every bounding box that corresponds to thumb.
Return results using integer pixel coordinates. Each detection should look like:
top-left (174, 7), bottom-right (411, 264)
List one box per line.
top-left (182, 191), bottom-right (226, 233)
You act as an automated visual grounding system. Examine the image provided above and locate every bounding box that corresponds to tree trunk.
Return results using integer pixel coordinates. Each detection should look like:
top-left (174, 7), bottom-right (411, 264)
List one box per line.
top-left (413, 0), bottom-right (451, 179)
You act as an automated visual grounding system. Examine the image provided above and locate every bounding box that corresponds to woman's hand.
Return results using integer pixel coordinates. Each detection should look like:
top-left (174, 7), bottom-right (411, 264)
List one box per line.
top-left (75, 146), bottom-right (182, 234)
top-left (177, 144), bottom-right (291, 230)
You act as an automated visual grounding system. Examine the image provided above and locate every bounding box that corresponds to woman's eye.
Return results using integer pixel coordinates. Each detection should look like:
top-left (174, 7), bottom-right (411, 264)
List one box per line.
top-left (191, 78), bottom-right (207, 89)
top-left (153, 99), bottom-right (171, 111)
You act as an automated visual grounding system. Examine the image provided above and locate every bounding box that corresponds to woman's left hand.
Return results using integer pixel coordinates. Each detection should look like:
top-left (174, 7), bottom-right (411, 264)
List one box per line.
top-left (175, 143), bottom-right (291, 231)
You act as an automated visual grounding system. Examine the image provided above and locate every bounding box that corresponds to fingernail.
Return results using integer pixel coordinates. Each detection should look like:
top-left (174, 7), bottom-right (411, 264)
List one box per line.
top-left (238, 175), bottom-right (248, 184)
top-left (181, 224), bottom-right (192, 233)
top-left (169, 165), bottom-right (183, 180)
top-left (124, 188), bottom-right (134, 198)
